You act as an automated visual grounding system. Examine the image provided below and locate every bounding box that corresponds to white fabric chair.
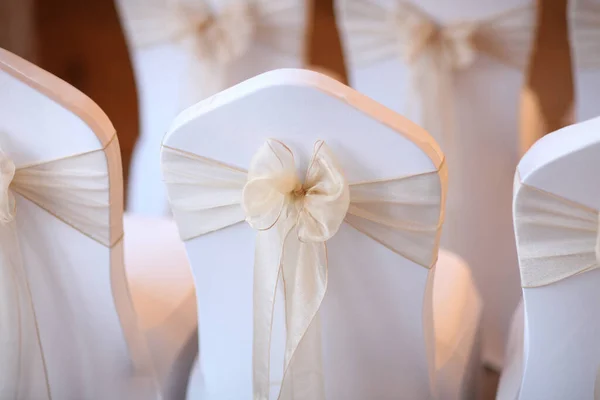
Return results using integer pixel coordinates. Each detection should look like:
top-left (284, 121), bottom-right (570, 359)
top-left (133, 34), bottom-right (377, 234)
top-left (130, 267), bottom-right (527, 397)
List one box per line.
top-left (335, 0), bottom-right (537, 367)
top-left (161, 69), bottom-right (482, 399)
top-left (496, 116), bottom-right (600, 400)
top-left (0, 48), bottom-right (195, 399)
top-left (116, 0), bottom-right (310, 216)
top-left (569, 0), bottom-right (600, 122)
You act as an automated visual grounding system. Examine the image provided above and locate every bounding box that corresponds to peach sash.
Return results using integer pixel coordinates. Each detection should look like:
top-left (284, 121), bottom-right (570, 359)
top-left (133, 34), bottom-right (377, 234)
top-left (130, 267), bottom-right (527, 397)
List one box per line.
top-left (162, 139), bottom-right (445, 399)
top-left (0, 137), bottom-right (155, 398)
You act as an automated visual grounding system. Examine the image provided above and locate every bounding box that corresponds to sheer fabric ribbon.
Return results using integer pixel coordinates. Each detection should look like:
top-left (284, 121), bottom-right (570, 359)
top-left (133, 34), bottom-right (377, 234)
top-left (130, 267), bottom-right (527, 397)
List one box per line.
top-left (162, 139), bottom-right (445, 399)
top-left (117, 0), bottom-right (305, 100)
top-left (0, 137), bottom-right (147, 399)
top-left (514, 178), bottom-right (600, 288)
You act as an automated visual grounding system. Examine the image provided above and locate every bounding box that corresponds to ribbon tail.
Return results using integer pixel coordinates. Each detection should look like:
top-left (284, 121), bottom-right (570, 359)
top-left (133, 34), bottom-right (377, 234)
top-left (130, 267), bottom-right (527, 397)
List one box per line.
top-left (277, 239), bottom-right (327, 400)
top-left (0, 221), bottom-right (50, 399)
top-left (253, 218), bottom-right (294, 400)
top-left (180, 38), bottom-right (226, 108)
top-left (412, 51), bottom-right (460, 241)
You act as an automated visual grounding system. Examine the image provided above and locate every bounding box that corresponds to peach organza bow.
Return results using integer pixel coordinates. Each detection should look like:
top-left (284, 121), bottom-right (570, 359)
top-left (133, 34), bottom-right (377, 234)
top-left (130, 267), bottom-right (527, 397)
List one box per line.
top-left (162, 139), bottom-right (445, 399)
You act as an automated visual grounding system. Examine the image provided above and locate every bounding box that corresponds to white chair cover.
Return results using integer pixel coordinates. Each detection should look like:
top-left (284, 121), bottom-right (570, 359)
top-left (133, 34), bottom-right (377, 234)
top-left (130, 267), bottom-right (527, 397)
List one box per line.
top-left (335, 0), bottom-right (536, 366)
top-left (161, 69), bottom-right (482, 399)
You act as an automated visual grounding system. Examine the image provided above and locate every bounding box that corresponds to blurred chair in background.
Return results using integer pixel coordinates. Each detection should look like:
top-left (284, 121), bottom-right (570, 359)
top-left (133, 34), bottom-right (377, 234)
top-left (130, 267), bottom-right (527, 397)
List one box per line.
top-left (116, 0), bottom-right (312, 216)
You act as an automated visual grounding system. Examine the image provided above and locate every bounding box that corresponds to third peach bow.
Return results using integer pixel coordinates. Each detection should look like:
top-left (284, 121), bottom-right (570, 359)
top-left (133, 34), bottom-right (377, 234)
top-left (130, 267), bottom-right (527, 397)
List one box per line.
top-left (339, 0), bottom-right (536, 150)
top-left (162, 139), bottom-right (446, 399)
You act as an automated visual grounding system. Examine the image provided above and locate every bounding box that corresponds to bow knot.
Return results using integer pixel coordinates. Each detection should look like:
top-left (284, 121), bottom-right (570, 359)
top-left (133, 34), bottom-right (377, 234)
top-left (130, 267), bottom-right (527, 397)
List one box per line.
top-left (243, 140), bottom-right (350, 243)
top-left (193, 2), bottom-right (255, 65)
top-left (0, 150), bottom-right (16, 224)
top-left (393, 3), bottom-right (478, 69)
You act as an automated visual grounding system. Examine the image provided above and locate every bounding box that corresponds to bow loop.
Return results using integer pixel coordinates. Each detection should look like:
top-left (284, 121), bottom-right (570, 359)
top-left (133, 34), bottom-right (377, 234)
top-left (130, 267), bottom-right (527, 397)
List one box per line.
top-left (241, 140), bottom-right (346, 400)
top-left (298, 141), bottom-right (350, 242)
top-left (192, 2), bottom-right (255, 65)
top-left (243, 139), bottom-right (299, 230)
top-left (0, 149), bottom-right (16, 224)
top-left (392, 3), bottom-right (477, 69)
top-left (243, 139), bottom-right (350, 242)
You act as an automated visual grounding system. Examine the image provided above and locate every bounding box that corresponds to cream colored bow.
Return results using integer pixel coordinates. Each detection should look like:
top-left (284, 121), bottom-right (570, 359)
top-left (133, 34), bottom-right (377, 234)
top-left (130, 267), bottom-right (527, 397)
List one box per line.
top-left (392, 3), bottom-right (477, 69)
top-left (570, 0), bottom-right (600, 70)
top-left (244, 140), bottom-right (349, 400)
top-left (162, 139), bottom-right (446, 400)
top-left (514, 177), bottom-right (600, 287)
top-left (190, 2), bottom-right (255, 66)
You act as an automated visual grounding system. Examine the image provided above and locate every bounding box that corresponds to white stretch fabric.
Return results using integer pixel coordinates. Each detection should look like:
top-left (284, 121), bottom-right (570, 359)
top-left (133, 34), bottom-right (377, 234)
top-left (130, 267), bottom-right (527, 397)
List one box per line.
top-left (162, 139), bottom-right (446, 399)
top-left (118, 0), bottom-right (306, 101)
